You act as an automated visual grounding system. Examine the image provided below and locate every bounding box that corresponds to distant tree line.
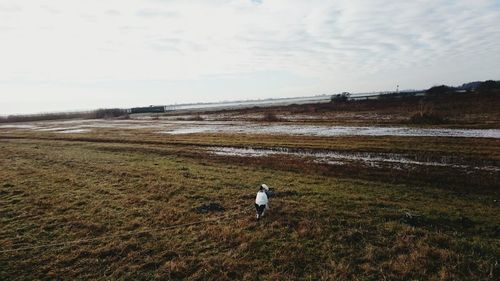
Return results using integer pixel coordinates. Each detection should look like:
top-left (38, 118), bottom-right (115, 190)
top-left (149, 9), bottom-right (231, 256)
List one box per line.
top-left (0, 108), bottom-right (128, 123)
top-left (410, 80), bottom-right (499, 124)
top-left (325, 79), bottom-right (499, 125)
top-left (330, 80), bottom-right (499, 103)
top-left (427, 80), bottom-right (500, 95)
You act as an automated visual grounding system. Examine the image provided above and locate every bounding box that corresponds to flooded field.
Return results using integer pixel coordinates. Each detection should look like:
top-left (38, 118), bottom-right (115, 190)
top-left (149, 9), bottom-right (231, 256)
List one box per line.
top-left (206, 146), bottom-right (500, 172)
top-left (1, 119), bottom-right (500, 138)
top-left (163, 123), bottom-right (500, 138)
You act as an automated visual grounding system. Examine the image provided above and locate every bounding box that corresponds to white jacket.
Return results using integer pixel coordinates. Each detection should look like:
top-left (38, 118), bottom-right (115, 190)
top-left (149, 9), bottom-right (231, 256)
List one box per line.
top-left (255, 191), bottom-right (268, 205)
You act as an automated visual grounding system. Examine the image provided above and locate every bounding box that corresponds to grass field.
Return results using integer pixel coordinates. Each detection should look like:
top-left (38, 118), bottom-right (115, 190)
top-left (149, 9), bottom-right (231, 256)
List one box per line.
top-left (1, 124), bottom-right (499, 280)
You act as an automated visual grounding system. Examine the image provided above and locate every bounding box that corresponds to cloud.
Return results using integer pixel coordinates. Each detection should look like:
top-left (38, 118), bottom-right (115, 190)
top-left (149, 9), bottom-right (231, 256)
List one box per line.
top-left (136, 9), bottom-right (178, 18)
top-left (0, 3), bottom-right (21, 13)
top-left (0, 0), bottom-right (499, 114)
top-left (2, 0), bottom-right (499, 81)
top-left (105, 9), bottom-right (120, 16)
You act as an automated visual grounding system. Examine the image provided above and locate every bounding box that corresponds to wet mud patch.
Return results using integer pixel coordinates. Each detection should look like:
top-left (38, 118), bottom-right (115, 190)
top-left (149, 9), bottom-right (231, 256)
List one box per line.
top-left (161, 123), bottom-right (500, 138)
top-left (193, 202), bottom-right (225, 214)
top-left (206, 146), bottom-right (500, 172)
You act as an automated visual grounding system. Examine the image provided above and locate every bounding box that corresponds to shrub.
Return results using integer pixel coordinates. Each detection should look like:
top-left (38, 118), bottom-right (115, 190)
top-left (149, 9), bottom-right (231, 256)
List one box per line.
top-left (477, 80), bottom-right (500, 92)
top-left (1, 108), bottom-right (129, 123)
top-left (93, 108), bottom-right (129, 119)
top-left (331, 92), bottom-right (350, 103)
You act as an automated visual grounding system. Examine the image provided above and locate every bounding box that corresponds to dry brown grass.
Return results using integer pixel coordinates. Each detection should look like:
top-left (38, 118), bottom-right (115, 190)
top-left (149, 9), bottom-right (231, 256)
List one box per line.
top-left (0, 128), bottom-right (499, 280)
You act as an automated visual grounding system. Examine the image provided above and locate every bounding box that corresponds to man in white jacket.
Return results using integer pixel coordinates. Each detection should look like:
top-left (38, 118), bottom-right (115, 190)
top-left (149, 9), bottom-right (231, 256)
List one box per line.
top-left (255, 184), bottom-right (269, 220)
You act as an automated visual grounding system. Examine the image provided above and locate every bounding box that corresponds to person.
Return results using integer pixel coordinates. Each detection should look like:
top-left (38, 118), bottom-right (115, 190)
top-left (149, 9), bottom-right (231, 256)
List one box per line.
top-left (255, 184), bottom-right (269, 220)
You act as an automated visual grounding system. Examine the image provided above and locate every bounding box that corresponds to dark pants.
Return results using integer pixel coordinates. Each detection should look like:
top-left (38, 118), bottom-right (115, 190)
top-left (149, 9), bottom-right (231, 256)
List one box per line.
top-left (255, 204), bottom-right (266, 215)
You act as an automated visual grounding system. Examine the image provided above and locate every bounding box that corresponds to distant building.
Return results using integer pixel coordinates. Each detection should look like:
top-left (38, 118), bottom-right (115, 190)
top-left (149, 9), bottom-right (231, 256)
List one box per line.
top-left (128, 106), bottom-right (166, 114)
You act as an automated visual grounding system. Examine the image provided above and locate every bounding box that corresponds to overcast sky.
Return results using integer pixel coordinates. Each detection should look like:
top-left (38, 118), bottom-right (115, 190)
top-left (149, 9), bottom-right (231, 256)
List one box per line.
top-left (1, 0), bottom-right (500, 115)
